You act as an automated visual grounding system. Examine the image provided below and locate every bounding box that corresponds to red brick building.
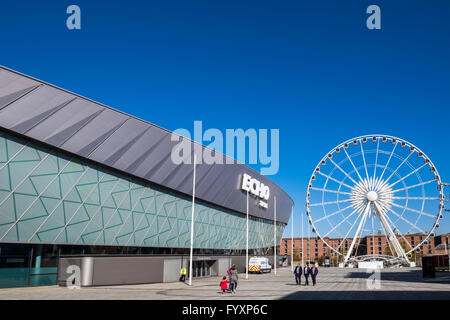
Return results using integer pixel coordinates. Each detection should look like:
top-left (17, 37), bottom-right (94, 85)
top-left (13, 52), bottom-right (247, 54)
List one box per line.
top-left (280, 233), bottom-right (450, 265)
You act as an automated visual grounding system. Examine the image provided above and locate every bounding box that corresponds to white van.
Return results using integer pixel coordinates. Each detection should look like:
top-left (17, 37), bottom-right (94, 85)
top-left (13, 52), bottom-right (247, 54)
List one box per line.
top-left (248, 257), bottom-right (272, 274)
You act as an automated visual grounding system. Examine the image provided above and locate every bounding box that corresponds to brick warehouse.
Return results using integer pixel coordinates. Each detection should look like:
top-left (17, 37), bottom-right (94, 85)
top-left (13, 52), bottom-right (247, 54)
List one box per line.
top-left (280, 233), bottom-right (450, 265)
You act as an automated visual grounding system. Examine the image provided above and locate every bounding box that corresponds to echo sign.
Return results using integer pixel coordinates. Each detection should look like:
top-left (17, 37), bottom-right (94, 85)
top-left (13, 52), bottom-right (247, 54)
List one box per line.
top-left (241, 173), bottom-right (270, 208)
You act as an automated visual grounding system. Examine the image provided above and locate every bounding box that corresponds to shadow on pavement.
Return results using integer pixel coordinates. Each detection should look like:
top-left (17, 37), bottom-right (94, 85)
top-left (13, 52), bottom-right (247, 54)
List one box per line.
top-left (280, 290), bottom-right (450, 300)
top-left (345, 270), bottom-right (450, 285)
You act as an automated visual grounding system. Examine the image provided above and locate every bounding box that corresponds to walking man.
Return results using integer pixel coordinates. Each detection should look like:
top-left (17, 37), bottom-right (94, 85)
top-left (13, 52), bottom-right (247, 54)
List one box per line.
top-left (294, 263), bottom-right (302, 285)
top-left (180, 266), bottom-right (186, 282)
top-left (311, 264), bottom-right (319, 286)
top-left (303, 262), bottom-right (311, 286)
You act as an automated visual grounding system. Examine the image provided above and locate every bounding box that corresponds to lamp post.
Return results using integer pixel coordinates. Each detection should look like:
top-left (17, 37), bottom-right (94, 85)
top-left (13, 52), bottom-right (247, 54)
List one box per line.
top-left (301, 210), bottom-right (304, 267)
top-left (274, 196), bottom-right (277, 275)
top-left (447, 235), bottom-right (449, 270)
top-left (188, 154), bottom-right (197, 286)
top-left (291, 206), bottom-right (294, 272)
top-left (246, 190), bottom-right (249, 280)
top-left (307, 213), bottom-right (310, 264)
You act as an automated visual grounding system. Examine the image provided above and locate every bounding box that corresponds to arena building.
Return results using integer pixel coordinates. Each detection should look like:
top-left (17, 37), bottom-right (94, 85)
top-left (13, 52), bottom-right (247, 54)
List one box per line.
top-left (0, 66), bottom-right (293, 287)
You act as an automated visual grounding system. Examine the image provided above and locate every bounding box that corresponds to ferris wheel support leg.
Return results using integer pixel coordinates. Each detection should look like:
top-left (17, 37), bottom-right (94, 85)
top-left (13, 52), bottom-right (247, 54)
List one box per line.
top-left (344, 204), bottom-right (371, 265)
top-left (373, 202), bottom-right (410, 266)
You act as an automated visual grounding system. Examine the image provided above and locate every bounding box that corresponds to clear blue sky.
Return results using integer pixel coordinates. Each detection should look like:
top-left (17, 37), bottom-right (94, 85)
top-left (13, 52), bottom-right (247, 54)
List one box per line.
top-left (1, 0), bottom-right (449, 237)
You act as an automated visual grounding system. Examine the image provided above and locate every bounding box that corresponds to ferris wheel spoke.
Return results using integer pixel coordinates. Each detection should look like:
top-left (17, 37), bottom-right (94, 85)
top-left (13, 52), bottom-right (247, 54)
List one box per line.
top-left (378, 142), bottom-right (398, 184)
top-left (309, 198), bottom-right (353, 207)
top-left (328, 157), bottom-right (359, 185)
top-left (373, 138), bottom-right (380, 181)
top-left (383, 211), bottom-right (414, 250)
top-left (313, 203), bottom-right (354, 223)
top-left (322, 206), bottom-right (360, 238)
top-left (360, 142), bottom-right (370, 181)
top-left (343, 148), bottom-right (363, 182)
top-left (391, 179), bottom-right (436, 194)
top-left (373, 202), bottom-right (410, 260)
top-left (309, 187), bottom-right (352, 196)
top-left (337, 208), bottom-right (366, 251)
top-left (316, 171), bottom-right (354, 190)
top-left (390, 202), bottom-right (436, 219)
top-left (384, 151), bottom-right (414, 184)
top-left (392, 196), bottom-right (440, 200)
top-left (344, 203), bottom-right (371, 262)
top-left (388, 163), bottom-right (428, 189)
top-left (377, 218), bottom-right (396, 257)
top-left (385, 207), bottom-right (426, 233)
top-left (370, 212), bottom-right (375, 255)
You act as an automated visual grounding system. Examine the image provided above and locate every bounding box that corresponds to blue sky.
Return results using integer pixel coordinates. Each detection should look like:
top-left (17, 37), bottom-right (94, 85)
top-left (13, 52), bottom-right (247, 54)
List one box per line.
top-left (1, 0), bottom-right (449, 237)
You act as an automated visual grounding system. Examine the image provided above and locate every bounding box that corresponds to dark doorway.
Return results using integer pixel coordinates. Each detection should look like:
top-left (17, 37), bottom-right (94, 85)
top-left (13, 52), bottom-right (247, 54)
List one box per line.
top-left (191, 260), bottom-right (215, 278)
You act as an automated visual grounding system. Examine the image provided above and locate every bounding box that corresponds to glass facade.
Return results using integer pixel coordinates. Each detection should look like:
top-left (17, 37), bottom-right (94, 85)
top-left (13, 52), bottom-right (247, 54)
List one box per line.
top-left (0, 130), bottom-right (285, 251)
top-left (0, 243), bottom-right (58, 288)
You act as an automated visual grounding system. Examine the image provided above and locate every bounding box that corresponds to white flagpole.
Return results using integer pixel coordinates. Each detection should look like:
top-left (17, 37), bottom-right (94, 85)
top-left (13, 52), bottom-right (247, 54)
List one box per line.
top-left (307, 211), bottom-right (310, 264)
top-left (291, 206), bottom-right (294, 272)
top-left (274, 196), bottom-right (277, 275)
top-left (246, 190), bottom-right (249, 280)
top-left (188, 153), bottom-right (197, 286)
top-left (301, 211), bottom-right (304, 267)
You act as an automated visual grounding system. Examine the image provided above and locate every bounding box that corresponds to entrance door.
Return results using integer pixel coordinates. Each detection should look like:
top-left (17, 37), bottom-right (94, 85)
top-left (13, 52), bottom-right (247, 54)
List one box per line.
top-left (189, 260), bottom-right (214, 278)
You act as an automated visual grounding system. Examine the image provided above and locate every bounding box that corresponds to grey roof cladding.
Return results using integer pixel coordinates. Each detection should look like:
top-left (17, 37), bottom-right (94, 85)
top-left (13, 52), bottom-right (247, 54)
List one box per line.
top-left (0, 66), bottom-right (294, 224)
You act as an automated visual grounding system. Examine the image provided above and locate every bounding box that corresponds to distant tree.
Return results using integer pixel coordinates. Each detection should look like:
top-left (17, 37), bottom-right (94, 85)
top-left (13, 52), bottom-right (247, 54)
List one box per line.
top-left (331, 255), bottom-right (338, 266)
top-left (318, 256), bottom-right (325, 265)
top-left (383, 245), bottom-right (392, 256)
top-left (293, 249), bottom-right (301, 262)
top-left (399, 240), bottom-right (415, 262)
top-left (337, 247), bottom-right (347, 263)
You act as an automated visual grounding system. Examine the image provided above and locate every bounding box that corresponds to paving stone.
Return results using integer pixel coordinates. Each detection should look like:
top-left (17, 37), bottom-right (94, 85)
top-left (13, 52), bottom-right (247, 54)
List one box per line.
top-left (0, 267), bottom-right (449, 300)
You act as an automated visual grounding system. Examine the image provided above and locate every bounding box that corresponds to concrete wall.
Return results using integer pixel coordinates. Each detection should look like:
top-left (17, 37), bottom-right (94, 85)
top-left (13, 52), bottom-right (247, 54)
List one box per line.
top-left (58, 257), bottom-right (82, 286)
top-left (163, 259), bottom-right (182, 282)
top-left (217, 258), bottom-right (230, 277)
top-left (93, 257), bottom-right (163, 286)
top-left (58, 254), bottom-right (278, 287)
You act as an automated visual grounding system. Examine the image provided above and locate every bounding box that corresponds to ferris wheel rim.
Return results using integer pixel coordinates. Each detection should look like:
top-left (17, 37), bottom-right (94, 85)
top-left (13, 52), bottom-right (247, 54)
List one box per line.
top-left (306, 134), bottom-right (444, 260)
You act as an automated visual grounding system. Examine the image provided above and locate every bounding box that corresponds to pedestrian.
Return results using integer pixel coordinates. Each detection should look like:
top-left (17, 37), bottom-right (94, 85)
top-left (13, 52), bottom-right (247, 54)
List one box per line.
top-left (294, 263), bottom-right (302, 285)
top-left (311, 264), bottom-right (319, 286)
top-left (227, 266), bottom-right (232, 291)
top-left (180, 266), bottom-right (186, 282)
top-left (229, 264), bottom-right (239, 294)
top-left (303, 262), bottom-right (311, 286)
top-left (220, 276), bottom-right (230, 294)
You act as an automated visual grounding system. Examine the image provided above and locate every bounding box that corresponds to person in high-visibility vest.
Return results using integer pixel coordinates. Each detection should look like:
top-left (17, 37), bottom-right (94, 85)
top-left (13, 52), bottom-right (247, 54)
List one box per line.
top-left (180, 267), bottom-right (186, 282)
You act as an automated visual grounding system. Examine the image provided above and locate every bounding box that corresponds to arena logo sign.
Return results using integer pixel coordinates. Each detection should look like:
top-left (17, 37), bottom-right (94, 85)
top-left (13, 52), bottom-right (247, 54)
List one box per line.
top-left (170, 121), bottom-right (279, 175)
top-left (240, 173), bottom-right (270, 209)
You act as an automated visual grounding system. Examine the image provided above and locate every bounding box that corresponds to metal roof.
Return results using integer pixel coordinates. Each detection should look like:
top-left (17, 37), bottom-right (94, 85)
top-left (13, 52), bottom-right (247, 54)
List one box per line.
top-left (0, 65), bottom-right (293, 223)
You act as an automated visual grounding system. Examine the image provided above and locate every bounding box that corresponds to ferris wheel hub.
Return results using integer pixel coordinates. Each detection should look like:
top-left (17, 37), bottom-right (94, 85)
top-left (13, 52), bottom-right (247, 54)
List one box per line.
top-left (366, 191), bottom-right (378, 202)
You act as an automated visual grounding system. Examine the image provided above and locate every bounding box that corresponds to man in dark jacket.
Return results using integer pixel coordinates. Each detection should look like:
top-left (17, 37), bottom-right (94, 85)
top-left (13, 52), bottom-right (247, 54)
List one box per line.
top-left (311, 264), bottom-right (319, 286)
top-left (303, 263), bottom-right (311, 286)
top-left (294, 263), bottom-right (302, 285)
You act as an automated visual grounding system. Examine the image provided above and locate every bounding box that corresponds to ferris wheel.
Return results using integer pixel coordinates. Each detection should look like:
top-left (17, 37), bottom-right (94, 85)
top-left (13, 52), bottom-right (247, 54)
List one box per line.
top-left (306, 135), bottom-right (444, 266)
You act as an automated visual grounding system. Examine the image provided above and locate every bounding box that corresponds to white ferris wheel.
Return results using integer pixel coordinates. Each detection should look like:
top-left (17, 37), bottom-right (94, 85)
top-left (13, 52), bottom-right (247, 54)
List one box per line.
top-left (306, 135), bottom-right (445, 266)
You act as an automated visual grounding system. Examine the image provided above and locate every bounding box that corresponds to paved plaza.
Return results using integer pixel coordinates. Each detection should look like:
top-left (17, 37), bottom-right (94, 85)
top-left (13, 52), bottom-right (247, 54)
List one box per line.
top-left (0, 267), bottom-right (449, 300)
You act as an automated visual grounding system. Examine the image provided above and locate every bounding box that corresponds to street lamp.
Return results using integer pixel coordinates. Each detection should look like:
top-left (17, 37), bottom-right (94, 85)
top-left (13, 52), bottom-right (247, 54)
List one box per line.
top-left (246, 190), bottom-right (249, 280)
top-left (291, 206), bottom-right (294, 272)
top-left (188, 154), bottom-right (197, 286)
top-left (446, 235), bottom-right (450, 271)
